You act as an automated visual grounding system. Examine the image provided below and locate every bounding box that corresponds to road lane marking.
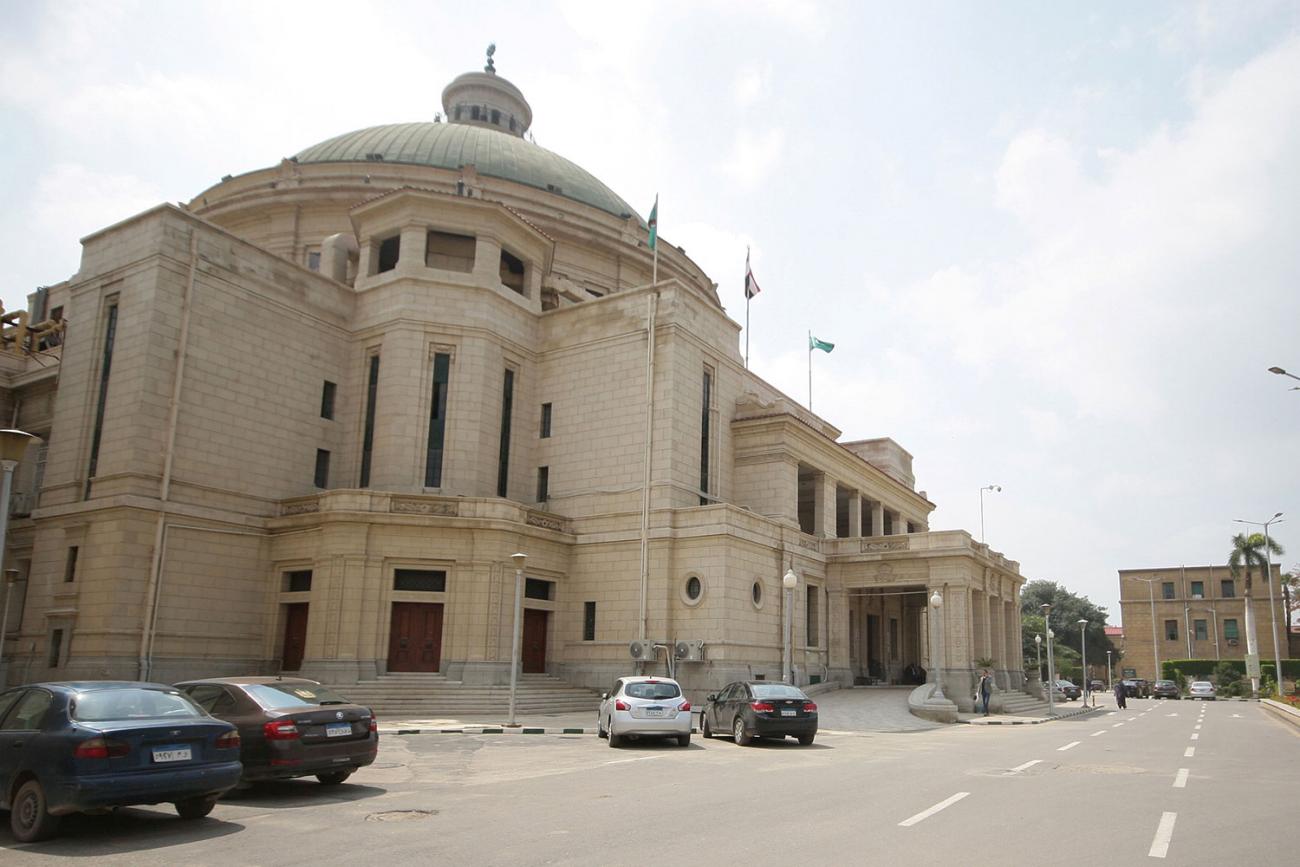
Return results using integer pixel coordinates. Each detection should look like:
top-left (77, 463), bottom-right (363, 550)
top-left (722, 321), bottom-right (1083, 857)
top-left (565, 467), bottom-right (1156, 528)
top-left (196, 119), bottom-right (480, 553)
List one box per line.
top-left (1190, 733), bottom-right (1199, 740)
top-left (1149, 811), bottom-right (1178, 858)
top-left (603, 756), bottom-right (665, 765)
top-left (1090, 730), bottom-right (1106, 737)
top-left (1108, 711), bottom-right (1118, 716)
top-left (898, 792), bottom-right (970, 827)
top-left (1184, 747), bottom-right (1195, 757)
top-left (1194, 724), bottom-right (1201, 730)
top-left (1173, 769), bottom-right (1189, 788)
top-left (1165, 713), bottom-right (1178, 717)
top-left (1112, 723), bottom-right (1124, 728)
top-left (1232, 713), bottom-right (1242, 718)
top-left (1057, 741), bottom-right (1080, 751)
top-left (1009, 760), bottom-right (1041, 773)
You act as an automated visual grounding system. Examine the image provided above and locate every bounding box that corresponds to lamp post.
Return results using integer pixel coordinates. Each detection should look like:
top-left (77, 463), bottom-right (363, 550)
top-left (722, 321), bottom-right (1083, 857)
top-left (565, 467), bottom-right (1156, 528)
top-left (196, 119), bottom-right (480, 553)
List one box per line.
top-left (929, 590), bottom-right (945, 699)
top-left (1034, 633), bottom-right (1042, 684)
top-left (1106, 649), bottom-right (1113, 692)
top-left (1134, 575), bottom-right (1161, 682)
top-left (507, 552), bottom-right (527, 727)
top-left (1235, 514), bottom-right (1284, 696)
top-left (0, 430), bottom-right (36, 689)
top-left (1077, 619), bottom-right (1089, 706)
top-left (1268, 366), bottom-right (1300, 389)
top-left (782, 569), bottom-right (798, 684)
top-left (0, 569), bottom-right (20, 688)
top-left (1041, 604), bottom-right (1055, 714)
top-left (978, 484), bottom-right (1001, 544)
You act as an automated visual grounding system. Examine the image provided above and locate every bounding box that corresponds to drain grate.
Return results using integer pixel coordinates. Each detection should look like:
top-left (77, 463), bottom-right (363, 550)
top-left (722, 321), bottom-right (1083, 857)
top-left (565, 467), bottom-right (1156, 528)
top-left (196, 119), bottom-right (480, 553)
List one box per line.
top-left (366, 809), bottom-right (439, 822)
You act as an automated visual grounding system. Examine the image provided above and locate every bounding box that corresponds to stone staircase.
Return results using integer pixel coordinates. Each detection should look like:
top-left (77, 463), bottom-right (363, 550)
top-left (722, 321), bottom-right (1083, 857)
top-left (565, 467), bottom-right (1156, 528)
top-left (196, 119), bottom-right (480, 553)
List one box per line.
top-left (997, 689), bottom-right (1052, 717)
top-left (329, 672), bottom-right (602, 720)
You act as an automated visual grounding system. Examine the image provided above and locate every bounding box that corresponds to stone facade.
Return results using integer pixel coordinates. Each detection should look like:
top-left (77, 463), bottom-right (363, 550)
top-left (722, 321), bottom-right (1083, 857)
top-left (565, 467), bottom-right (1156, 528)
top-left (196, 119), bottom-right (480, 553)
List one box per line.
top-left (0, 62), bottom-right (1024, 703)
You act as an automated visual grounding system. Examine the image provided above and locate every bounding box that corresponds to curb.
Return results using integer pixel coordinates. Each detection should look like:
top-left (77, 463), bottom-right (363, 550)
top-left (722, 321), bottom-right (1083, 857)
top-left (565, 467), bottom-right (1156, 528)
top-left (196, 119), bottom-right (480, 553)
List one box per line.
top-left (381, 726), bottom-right (596, 736)
top-left (963, 704), bottom-right (1106, 726)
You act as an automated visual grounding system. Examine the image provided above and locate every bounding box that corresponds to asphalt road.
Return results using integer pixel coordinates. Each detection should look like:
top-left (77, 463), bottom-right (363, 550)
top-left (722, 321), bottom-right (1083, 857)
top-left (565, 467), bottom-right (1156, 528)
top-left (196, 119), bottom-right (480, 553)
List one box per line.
top-left (2, 696), bottom-right (1295, 865)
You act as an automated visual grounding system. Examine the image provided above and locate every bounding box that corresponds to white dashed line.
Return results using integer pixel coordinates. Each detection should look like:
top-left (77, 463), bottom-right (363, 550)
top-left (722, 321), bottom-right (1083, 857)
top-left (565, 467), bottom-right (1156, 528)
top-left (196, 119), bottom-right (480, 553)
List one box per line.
top-left (603, 756), bottom-right (665, 766)
top-left (1190, 733), bottom-right (1199, 740)
top-left (1113, 723), bottom-right (1124, 728)
top-left (1057, 741), bottom-right (1080, 751)
top-left (898, 792), bottom-right (970, 827)
top-left (1108, 711), bottom-right (1118, 716)
top-left (1194, 724), bottom-right (1201, 730)
top-left (1009, 760), bottom-right (1042, 773)
top-left (1173, 768), bottom-right (1189, 788)
top-left (1090, 730), bottom-right (1106, 737)
top-left (1149, 811), bottom-right (1178, 858)
top-left (1184, 747), bottom-right (1195, 757)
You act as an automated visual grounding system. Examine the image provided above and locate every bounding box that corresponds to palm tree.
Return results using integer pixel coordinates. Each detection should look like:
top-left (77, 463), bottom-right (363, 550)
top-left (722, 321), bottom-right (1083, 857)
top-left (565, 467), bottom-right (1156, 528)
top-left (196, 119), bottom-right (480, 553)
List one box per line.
top-left (1229, 533), bottom-right (1286, 688)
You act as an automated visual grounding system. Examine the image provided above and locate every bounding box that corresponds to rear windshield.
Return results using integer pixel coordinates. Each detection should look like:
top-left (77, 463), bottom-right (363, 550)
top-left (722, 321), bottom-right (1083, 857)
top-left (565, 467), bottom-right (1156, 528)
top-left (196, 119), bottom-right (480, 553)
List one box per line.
top-left (242, 683), bottom-right (353, 709)
top-left (751, 684), bottom-right (807, 700)
top-left (73, 688), bottom-right (204, 722)
top-left (1155, 681), bottom-right (1175, 687)
top-left (624, 682), bottom-right (681, 700)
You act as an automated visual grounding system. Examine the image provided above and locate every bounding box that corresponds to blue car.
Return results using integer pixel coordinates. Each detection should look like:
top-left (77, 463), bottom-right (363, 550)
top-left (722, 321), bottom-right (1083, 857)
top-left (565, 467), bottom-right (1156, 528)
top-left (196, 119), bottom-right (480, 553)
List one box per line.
top-left (0, 681), bottom-right (243, 842)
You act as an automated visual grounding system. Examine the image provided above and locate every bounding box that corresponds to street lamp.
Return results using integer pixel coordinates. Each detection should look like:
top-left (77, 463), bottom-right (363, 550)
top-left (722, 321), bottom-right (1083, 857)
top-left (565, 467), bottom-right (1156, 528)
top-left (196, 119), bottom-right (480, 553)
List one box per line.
top-left (0, 569), bottom-right (20, 687)
top-left (0, 430), bottom-right (36, 689)
top-left (1077, 619), bottom-right (1089, 706)
top-left (1106, 649), bottom-right (1113, 692)
top-left (1235, 513), bottom-right (1284, 696)
top-left (1041, 604), bottom-right (1055, 714)
top-left (1133, 575), bottom-right (1161, 682)
top-left (929, 590), bottom-right (945, 699)
top-left (979, 484), bottom-right (1001, 544)
top-left (1034, 634), bottom-right (1042, 685)
top-left (1268, 366), bottom-right (1300, 389)
top-left (782, 569), bottom-right (798, 684)
top-left (507, 552), bottom-right (527, 727)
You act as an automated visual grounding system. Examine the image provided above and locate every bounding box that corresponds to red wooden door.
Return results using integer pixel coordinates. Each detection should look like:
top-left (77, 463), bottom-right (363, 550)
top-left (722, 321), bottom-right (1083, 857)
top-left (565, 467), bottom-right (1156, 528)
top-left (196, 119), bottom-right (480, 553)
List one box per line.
top-left (282, 604), bottom-right (309, 671)
top-left (522, 609), bottom-right (548, 673)
top-left (388, 602), bottom-right (444, 672)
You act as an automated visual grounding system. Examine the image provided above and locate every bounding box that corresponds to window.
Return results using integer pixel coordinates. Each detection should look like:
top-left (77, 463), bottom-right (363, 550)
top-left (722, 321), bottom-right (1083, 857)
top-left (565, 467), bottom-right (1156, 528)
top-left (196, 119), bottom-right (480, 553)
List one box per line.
top-left (425, 353), bottom-right (451, 487)
top-left (64, 546), bottom-right (78, 583)
top-left (751, 581), bottom-right (763, 607)
top-left (699, 369), bottom-right (712, 506)
top-left (471, 105), bottom-right (480, 121)
top-left (524, 578), bottom-right (553, 601)
top-left (1194, 619), bottom-right (1208, 641)
top-left (314, 449), bottom-right (330, 488)
top-left (184, 684), bottom-right (238, 715)
top-left (491, 109), bottom-right (500, 125)
top-left (1162, 582), bottom-right (1175, 600)
top-left (376, 235), bottom-right (400, 273)
top-left (882, 512), bottom-right (893, 535)
top-left (1190, 581), bottom-right (1204, 598)
top-left (1224, 619), bottom-right (1239, 640)
top-left (2, 690), bottom-right (52, 730)
top-left (540, 403), bottom-right (552, 438)
top-left (499, 248), bottom-right (526, 294)
top-left (685, 576), bottom-right (702, 602)
top-left (536, 466), bottom-right (549, 503)
top-left (907, 521), bottom-right (917, 534)
top-left (48, 629), bottom-right (64, 667)
top-left (497, 369), bottom-right (514, 497)
top-left (360, 355), bottom-right (380, 486)
top-left (320, 381), bottom-right (336, 419)
top-left (426, 230), bottom-right (475, 272)
top-left (285, 570), bottom-right (312, 593)
top-left (889, 617), bottom-right (899, 661)
top-left (85, 302), bottom-right (119, 497)
top-left (1220, 579), bottom-right (1235, 598)
top-left (306, 250), bottom-right (321, 271)
top-left (583, 602), bottom-right (596, 641)
top-left (394, 569), bottom-right (447, 592)
top-left (806, 585), bottom-right (819, 646)
top-left (1164, 620), bottom-right (1178, 641)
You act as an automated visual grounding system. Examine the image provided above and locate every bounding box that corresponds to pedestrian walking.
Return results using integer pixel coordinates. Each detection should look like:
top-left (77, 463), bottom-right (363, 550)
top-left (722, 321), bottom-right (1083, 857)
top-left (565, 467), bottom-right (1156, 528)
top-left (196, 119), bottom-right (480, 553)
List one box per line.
top-left (1114, 680), bottom-right (1127, 709)
top-left (977, 669), bottom-right (993, 716)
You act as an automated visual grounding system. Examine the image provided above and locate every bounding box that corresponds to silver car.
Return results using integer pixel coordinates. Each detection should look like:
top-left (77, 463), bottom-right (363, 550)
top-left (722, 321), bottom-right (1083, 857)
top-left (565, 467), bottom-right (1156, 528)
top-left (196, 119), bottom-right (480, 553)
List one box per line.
top-left (1188, 681), bottom-right (1217, 701)
top-left (597, 676), bottom-right (692, 747)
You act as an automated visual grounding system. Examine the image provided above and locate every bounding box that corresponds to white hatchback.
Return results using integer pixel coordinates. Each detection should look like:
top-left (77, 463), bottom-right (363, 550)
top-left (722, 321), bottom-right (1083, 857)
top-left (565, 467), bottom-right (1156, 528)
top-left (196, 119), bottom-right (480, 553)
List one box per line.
top-left (598, 676), bottom-right (692, 747)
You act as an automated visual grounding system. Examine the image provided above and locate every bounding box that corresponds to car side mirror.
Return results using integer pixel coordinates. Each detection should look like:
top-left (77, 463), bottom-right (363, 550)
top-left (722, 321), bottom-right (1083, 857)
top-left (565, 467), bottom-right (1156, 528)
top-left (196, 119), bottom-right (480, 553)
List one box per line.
top-left (707, 694), bottom-right (717, 702)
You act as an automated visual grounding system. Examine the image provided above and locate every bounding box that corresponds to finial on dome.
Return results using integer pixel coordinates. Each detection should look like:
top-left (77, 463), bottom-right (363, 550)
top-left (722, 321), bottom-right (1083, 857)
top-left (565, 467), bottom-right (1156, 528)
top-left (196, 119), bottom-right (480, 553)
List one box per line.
top-left (485, 42), bottom-right (496, 74)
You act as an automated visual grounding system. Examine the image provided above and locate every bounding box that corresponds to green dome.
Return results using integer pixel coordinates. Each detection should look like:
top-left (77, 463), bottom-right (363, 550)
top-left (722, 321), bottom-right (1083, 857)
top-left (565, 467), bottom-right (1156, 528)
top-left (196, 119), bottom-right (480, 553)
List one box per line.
top-left (295, 122), bottom-right (639, 221)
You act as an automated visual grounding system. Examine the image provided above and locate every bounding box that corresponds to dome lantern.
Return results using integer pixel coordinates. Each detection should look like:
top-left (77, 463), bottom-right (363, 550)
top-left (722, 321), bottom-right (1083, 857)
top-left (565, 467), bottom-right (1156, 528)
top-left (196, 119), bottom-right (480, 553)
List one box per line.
top-left (441, 44), bottom-right (533, 138)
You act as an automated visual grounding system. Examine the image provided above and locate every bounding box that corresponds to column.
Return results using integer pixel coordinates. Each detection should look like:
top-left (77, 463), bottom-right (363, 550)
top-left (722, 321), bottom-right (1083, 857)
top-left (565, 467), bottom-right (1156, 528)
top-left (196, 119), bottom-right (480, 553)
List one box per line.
top-left (871, 501), bottom-right (885, 537)
top-left (983, 591), bottom-right (993, 668)
top-left (816, 473), bottom-right (836, 538)
top-left (846, 492), bottom-right (861, 538)
top-left (827, 588), bottom-right (851, 682)
top-left (396, 223), bottom-right (426, 276)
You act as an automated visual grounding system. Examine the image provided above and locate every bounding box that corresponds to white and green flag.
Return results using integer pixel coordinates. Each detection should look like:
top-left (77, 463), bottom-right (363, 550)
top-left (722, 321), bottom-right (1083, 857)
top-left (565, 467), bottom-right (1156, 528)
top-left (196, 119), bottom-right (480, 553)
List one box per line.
top-left (809, 335), bottom-right (834, 353)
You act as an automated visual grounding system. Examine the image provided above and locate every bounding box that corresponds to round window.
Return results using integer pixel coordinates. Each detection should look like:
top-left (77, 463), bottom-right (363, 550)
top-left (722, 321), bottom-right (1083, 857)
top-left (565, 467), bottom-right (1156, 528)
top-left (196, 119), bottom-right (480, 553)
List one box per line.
top-left (751, 581), bottom-right (763, 606)
top-left (685, 576), bottom-right (702, 601)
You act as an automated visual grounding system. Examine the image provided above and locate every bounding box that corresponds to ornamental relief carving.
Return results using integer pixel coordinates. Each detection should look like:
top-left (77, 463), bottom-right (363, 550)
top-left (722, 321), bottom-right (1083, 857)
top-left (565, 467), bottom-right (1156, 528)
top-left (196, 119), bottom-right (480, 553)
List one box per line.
top-left (280, 500), bottom-right (319, 516)
top-left (391, 498), bottom-right (458, 516)
top-left (526, 512), bottom-right (566, 532)
top-left (861, 539), bottom-right (908, 552)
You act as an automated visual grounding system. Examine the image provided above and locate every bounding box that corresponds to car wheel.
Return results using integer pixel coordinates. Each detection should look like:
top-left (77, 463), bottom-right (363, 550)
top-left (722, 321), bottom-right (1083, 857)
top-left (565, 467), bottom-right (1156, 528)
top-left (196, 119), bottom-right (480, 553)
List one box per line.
top-left (174, 795), bottom-right (218, 820)
top-left (677, 734), bottom-right (691, 747)
top-left (597, 713), bottom-right (608, 739)
top-left (317, 770), bottom-right (352, 785)
top-left (10, 779), bottom-right (61, 843)
top-left (607, 723), bottom-right (621, 748)
top-left (798, 734), bottom-right (815, 746)
top-left (702, 715), bottom-right (713, 738)
top-left (733, 715), bottom-right (753, 746)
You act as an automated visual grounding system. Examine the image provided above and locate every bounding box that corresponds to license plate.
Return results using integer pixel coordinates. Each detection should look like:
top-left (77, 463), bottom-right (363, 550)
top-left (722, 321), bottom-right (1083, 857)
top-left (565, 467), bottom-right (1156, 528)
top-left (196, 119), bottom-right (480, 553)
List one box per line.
top-left (644, 707), bottom-right (666, 717)
top-left (781, 709), bottom-right (797, 717)
top-left (152, 746), bottom-right (192, 763)
top-left (325, 722), bottom-right (353, 737)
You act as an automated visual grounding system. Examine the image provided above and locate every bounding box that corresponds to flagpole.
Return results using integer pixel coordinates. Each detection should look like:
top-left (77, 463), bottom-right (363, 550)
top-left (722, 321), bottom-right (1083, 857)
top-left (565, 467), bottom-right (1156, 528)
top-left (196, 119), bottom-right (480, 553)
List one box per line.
top-left (745, 296), bottom-right (750, 369)
top-left (808, 330), bottom-right (813, 410)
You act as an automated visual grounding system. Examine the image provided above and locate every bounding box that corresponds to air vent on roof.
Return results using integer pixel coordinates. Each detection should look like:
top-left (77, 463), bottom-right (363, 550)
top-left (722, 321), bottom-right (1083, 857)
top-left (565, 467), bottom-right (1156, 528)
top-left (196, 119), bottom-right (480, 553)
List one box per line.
top-left (546, 183), bottom-right (563, 193)
top-left (365, 152), bottom-right (385, 162)
top-left (221, 174), bottom-right (233, 182)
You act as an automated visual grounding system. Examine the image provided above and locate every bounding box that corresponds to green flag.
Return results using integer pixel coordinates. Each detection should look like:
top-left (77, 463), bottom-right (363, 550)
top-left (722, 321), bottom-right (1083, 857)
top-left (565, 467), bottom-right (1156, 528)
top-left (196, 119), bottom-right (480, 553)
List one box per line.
top-left (647, 196), bottom-right (658, 250)
top-left (809, 335), bottom-right (834, 353)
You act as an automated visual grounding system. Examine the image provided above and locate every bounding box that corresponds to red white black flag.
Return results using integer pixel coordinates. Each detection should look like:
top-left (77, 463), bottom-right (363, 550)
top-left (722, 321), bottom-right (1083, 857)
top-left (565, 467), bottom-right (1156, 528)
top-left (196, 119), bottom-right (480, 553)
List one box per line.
top-left (744, 248), bottom-right (762, 300)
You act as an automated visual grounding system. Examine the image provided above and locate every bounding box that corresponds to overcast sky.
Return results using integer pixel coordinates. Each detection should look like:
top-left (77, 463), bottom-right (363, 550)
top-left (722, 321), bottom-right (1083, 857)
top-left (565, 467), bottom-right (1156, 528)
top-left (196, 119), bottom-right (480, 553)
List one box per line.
top-left (3, 1), bottom-right (1298, 626)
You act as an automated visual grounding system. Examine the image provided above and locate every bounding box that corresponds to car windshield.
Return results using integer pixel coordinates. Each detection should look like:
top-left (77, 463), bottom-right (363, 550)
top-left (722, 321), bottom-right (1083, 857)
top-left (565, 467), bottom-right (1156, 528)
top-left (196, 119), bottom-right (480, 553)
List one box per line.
top-left (1057, 681), bottom-right (1075, 687)
top-left (1191, 682), bottom-right (1213, 689)
top-left (242, 682), bottom-right (353, 709)
top-left (751, 684), bottom-right (807, 700)
top-left (624, 681), bottom-right (681, 700)
top-left (1156, 681), bottom-right (1175, 687)
top-left (72, 688), bottom-right (204, 722)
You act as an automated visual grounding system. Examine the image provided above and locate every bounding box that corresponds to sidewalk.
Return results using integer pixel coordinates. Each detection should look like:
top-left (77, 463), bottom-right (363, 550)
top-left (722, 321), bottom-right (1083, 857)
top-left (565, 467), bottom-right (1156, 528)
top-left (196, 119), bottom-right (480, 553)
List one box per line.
top-left (377, 710), bottom-right (597, 735)
top-left (963, 693), bottom-right (1111, 726)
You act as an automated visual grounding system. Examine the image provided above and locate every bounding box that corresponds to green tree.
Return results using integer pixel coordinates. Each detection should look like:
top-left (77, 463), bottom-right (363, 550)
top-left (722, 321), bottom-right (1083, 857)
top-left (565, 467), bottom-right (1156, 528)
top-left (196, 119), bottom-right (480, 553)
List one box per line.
top-left (1228, 533), bottom-right (1285, 641)
top-left (1020, 580), bottom-right (1116, 679)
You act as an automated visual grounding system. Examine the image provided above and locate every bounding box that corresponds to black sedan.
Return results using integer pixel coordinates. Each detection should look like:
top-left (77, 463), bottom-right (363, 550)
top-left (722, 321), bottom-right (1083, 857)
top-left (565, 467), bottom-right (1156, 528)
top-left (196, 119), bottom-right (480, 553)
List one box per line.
top-left (0, 681), bottom-right (242, 842)
top-left (702, 682), bottom-right (817, 746)
top-left (175, 677), bottom-right (377, 785)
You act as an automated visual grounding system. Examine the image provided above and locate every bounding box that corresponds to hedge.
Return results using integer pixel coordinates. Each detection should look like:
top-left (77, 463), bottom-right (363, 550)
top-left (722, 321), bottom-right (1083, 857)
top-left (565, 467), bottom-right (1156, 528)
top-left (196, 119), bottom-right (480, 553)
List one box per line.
top-left (1161, 659), bottom-right (1300, 680)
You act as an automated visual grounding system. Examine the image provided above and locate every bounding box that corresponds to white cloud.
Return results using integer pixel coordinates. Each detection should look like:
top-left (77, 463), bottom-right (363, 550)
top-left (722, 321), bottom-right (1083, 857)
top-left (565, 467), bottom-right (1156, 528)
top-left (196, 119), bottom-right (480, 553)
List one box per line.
top-left (720, 127), bottom-right (785, 188)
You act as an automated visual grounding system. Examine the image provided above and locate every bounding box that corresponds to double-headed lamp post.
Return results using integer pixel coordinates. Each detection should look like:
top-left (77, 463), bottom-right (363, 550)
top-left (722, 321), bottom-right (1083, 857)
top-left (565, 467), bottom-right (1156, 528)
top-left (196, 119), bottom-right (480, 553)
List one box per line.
top-left (1235, 513), bottom-right (1284, 695)
top-left (1041, 603), bottom-right (1056, 714)
top-left (1077, 619), bottom-right (1089, 706)
top-left (0, 430), bottom-right (36, 687)
top-left (507, 552), bottom-right (527, 727)
top-left (979, 484), bottom-right (1001, 544)
top-left (1268, 366), bottom-right (1300, 389)
top-left (929, 590), bottom-right (945, 699)
top-left (782, 569), bottom-right (798, 684)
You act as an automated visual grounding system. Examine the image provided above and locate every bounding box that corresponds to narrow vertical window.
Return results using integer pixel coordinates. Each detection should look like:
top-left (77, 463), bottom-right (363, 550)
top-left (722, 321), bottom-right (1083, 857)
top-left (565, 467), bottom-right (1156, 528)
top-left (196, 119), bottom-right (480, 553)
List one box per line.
top-left (376, 236), bottom-right (400, 273)
top-left (540, 402), bottom-right (552, 438)
top-left (360, 355), bottom-right (380, 486)
top-left (583, 601), bottom-right (596, 641)
top-left (536, 466), bottom-right (549, 503)
top-left (806, 584), bottom-right (819, 646)
top-left (699, 369), bottom-right (712, 505)
top-left (64, 546), bottom-right (78, 583)
top-left (85, 302), bottom-right (119, 497)
top-left (48, 629), bottom-right (64, 667)
top-left (425, 353), bottom-right (451, 487)
top-left (320, 380), bottom-right (336, 419)
top-left (497, 369), bottom-right (514, 497)
top-left (314, 449), bottom-right (330, 488)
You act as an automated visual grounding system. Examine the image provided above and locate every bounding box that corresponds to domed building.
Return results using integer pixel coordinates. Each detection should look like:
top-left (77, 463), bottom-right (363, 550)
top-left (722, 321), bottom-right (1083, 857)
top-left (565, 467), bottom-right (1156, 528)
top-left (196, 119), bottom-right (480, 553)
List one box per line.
top-left (0, 56), bottom-right (1026, 717)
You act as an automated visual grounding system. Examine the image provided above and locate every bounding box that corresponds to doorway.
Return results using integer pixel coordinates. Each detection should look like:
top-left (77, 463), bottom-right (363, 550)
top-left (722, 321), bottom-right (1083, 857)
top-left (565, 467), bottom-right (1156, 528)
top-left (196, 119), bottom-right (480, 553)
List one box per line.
top-left (522, 609), bottom-right (548, 673)
top-left (387, 602), bottom-right (444, 672)
top-left (281, 603), bottom-right (309, 671)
